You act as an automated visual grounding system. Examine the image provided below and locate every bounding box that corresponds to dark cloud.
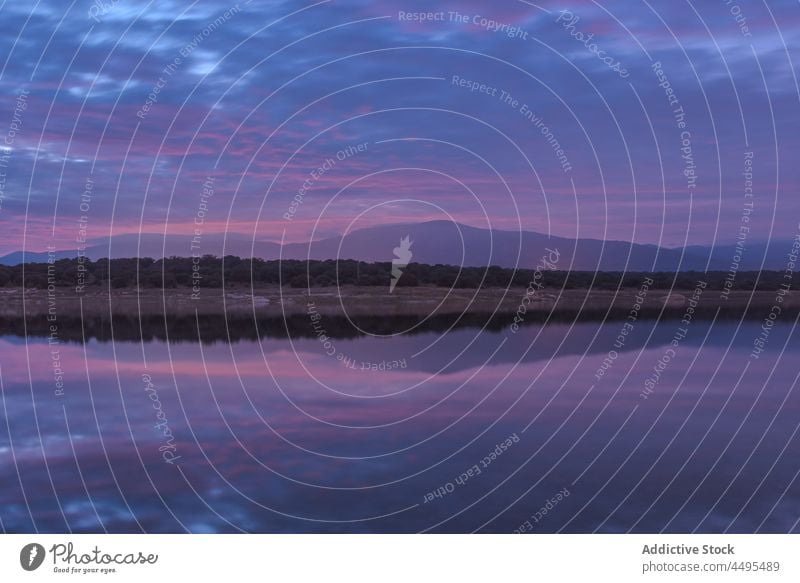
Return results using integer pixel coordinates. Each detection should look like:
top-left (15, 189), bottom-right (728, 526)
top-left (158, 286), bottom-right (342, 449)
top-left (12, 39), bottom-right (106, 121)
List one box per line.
top-left (0, 0), bottom-right (797, 252)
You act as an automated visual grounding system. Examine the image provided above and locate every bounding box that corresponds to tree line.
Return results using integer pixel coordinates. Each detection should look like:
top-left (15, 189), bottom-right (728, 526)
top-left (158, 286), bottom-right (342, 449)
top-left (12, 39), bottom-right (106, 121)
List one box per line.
top-left (2, 255), bottom-right (795, 291)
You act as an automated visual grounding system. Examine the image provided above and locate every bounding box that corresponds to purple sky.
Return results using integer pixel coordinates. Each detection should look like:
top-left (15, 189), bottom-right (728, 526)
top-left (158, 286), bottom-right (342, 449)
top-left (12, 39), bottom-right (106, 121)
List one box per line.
top-left (0, 0), bottom-right (797, 255)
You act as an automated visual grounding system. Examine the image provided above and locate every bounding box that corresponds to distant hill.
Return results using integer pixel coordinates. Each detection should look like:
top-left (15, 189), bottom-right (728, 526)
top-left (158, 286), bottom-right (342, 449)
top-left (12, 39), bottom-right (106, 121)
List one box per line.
top-left (279, 221), bottom-right (718, 271)
top-left (0, 221), bottom-right (791, 271)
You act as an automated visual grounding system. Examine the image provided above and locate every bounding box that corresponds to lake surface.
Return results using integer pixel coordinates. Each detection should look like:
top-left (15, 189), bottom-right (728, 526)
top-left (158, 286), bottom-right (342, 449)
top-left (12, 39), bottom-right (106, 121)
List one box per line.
top-left (1, 317), bottom-right (798, 533)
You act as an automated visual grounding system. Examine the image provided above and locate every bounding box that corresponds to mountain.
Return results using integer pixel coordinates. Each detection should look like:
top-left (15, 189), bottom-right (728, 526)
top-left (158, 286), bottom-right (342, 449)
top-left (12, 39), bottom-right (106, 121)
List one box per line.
top-left (0, 221), bottom-right (790, 271)
top-left (0, 234), bottom-right (282, 266)
top-left (685, 240), bottom-right (793, 272)
top-left (0, 250), bottom-right (76, 265)
top-left (277, 221), bottom-right (719, 271)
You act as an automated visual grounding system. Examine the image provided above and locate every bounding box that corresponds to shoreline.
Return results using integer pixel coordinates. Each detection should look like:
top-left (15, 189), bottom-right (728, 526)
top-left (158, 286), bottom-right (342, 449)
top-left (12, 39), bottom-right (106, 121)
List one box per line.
top-left (0, 286), bottom-right (796, 343)
top-left (2, 285), bottom-right (796, 318)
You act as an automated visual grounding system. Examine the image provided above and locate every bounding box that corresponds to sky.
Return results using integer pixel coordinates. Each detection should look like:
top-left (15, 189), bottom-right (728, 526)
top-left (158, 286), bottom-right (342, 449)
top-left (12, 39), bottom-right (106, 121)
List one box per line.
top-left (0, 0), bottom-right (798, 255)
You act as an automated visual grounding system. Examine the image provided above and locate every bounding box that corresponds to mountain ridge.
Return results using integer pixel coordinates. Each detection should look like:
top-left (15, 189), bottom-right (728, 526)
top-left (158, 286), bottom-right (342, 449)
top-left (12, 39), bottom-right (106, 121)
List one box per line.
top-left (0, 221), bottom-right (790, 271)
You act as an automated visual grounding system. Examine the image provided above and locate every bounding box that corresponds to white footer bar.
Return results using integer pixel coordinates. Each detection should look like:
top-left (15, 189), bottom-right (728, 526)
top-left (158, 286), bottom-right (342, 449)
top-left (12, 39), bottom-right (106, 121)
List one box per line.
top-left (1, 534), bottom-right (796, 582)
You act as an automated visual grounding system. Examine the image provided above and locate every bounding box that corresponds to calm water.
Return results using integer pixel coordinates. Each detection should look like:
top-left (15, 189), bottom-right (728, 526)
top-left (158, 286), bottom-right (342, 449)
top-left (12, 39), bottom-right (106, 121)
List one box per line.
top-left (1, 318), bottom-right (798, 533)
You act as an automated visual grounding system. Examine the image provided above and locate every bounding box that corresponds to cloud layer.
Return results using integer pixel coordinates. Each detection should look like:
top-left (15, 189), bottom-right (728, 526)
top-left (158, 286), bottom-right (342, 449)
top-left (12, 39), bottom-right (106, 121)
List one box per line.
top-left (0, 0), bottom-right (798, 255)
